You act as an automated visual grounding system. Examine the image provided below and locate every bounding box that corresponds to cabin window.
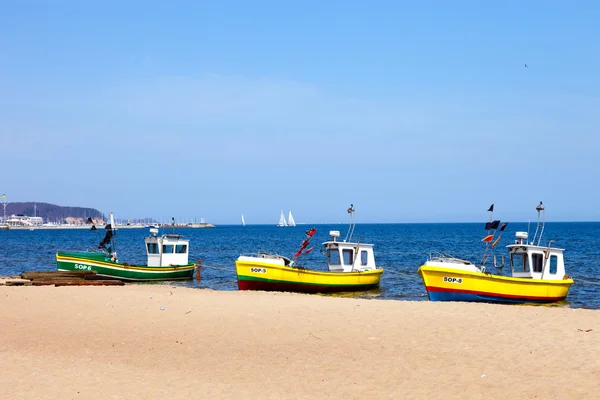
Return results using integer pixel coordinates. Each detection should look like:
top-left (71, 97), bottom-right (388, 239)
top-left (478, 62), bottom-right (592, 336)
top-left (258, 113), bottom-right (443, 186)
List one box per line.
top-left (342, 249), bottom-right (354, 265)
top-left (511, 253), bottom-right (529, 272)
top-left (176, 244), bottom-right (187, 254)
top-left (549, 255), bottom-right (558, 274)
top-left (361, 250), bottom-right (368, 266)
top-left (532, 253), bottom-right (544, 273)
top-left (327, 248), bottom-right (340, 265)
top-left (147, 243), bottom-right (159, 254)
top-left (162, 244), bottom-right (174, 254)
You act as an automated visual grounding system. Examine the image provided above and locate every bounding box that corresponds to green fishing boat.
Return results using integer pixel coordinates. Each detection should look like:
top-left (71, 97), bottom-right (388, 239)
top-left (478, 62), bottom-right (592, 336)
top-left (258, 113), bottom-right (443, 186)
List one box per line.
top-left (56, 213), bottom-right (196, 281)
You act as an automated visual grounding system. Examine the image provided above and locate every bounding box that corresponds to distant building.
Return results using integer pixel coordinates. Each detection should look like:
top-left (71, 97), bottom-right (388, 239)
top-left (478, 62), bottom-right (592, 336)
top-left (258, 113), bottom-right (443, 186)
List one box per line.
top-left (6, 214), bottom-right (44, 227)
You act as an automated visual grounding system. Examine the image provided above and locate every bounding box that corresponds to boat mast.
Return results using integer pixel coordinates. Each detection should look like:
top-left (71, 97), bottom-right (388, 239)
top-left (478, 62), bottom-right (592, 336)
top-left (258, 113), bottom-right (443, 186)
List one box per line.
top-left (344, 204), bottom-right (356, 242)
top-left (531, 201), bottom-right (545, 246)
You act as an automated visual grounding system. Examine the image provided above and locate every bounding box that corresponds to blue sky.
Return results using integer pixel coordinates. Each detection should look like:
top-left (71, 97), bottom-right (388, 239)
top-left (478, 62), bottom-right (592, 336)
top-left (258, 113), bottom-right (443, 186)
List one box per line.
top-left (1, 1), bottom-right (599, 224)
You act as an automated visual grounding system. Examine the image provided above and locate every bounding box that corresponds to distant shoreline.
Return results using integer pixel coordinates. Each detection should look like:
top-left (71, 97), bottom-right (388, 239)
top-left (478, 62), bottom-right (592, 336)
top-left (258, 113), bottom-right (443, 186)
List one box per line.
top-left (2, 224), bottom-right (216, 230)
top-left (3, 221), bottom-right (599, 231)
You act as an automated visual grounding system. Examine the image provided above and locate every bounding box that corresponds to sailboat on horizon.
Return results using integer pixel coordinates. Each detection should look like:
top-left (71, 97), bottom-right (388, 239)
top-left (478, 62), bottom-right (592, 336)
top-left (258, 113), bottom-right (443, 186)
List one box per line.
top-left (241, 214), bottom-right (246, 226)
top-left (277, 210), bottom-right (288, 227)
top-left (287, 211), bottom-right (296, 227)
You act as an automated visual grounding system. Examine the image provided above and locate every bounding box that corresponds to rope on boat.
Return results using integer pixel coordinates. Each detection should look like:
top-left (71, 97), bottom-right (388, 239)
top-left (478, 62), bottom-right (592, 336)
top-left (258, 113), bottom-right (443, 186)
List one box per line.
top-left (200, 265), bottom-right (236, 273)
top-left (383, 269), bottom-right (417, 278)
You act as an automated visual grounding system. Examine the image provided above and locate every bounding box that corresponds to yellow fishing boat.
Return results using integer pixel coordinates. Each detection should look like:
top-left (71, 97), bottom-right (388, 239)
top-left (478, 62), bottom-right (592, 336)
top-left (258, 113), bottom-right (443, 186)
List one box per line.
top-left (418, 202), bottom-right (574, 304)
top-left (236, 205), bottom-right (383, 293)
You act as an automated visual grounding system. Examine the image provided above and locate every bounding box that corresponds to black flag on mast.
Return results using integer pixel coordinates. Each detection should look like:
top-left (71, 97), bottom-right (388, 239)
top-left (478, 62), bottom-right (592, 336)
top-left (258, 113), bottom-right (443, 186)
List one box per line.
top-left (492, 222), bottom-right (509, 248)
top-left (487, 204), bottom-right (494, 212)
top-left (86, 217), bottom-right (97, 230)
top-left (485, 220), bottom-right (501, 230)
top-left (99, 225), bottom-right (113, 249)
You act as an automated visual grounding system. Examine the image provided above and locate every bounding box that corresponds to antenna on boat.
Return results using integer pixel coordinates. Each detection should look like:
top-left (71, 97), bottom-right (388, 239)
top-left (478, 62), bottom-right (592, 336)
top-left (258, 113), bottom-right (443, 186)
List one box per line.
top-left (531, 201), bottom-right (545, 246)
top-left (344, 204), bottom-right (356, 242)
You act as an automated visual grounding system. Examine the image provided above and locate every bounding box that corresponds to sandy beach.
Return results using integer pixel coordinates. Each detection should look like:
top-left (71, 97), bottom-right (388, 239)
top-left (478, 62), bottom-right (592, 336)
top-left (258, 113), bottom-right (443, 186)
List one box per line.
top-left (1, 284), bottom-right (598, 400)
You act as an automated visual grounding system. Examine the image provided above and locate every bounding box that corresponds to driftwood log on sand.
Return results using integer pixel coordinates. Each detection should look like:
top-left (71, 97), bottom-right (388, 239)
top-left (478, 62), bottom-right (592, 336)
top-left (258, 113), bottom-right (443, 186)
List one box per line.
top-left (1, 271), bottom-right (125, 287)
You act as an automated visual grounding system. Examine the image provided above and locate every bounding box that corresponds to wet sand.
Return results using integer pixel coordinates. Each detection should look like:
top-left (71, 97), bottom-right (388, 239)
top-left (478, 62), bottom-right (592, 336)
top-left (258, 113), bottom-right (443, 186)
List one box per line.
top-left (1, 284), bottom-right (598, 399)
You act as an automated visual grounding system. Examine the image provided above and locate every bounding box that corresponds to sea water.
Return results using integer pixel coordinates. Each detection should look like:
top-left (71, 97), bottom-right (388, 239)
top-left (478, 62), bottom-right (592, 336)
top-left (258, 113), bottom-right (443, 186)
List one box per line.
top-left (1, 222), bottom-right (599, 309)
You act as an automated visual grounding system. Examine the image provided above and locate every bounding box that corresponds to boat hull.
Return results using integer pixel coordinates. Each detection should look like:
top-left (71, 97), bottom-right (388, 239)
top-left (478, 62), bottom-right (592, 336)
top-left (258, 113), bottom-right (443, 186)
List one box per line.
top-left (418, 266), bottom-right (573, 304)
top-left (56, 252), bottom-right (196, 281)
top-left (235, 259), bottom-right (382, 293)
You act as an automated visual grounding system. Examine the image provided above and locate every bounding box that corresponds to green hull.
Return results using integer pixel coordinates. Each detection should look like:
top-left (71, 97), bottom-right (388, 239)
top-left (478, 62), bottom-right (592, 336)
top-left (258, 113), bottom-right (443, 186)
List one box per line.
top-left (56, 251), bottom-right (195, 281)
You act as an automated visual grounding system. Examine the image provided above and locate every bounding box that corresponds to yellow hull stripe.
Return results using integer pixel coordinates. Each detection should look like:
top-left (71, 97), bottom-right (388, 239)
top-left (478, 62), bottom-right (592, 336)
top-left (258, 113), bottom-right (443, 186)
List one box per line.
top-left (236, 259), bottom-right (383, 286)
top-left (418, 265), bottom-right (573, 299)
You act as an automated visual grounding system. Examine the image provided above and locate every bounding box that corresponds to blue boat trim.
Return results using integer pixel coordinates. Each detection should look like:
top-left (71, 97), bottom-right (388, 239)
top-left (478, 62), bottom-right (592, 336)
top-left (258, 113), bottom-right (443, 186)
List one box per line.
top-left (426, 286), bottom-right (567, 304)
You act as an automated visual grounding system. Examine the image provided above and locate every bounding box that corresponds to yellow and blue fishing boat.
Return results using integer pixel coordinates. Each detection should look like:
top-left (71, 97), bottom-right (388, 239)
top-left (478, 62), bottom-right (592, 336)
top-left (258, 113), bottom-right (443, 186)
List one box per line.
top-left (56, 213), bottom-right (196, 281)
top-left (418, 202), bottom-right (573, 304)
top-left (236, 205), bottom-right (383, 293)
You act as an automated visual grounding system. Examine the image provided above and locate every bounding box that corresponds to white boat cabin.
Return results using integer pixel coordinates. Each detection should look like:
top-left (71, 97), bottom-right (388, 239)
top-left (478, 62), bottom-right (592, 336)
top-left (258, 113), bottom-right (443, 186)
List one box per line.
top-left (323, 230), bottom-right (378, 272)
top-left (145, 228), bottom-right (190, 267)
top-left (508, 232), bottom-right (566, 280)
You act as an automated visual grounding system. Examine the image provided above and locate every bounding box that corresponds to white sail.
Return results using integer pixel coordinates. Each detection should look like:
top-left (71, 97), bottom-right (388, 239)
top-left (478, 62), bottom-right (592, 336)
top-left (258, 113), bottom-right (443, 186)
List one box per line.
top-left (241, 214), bottom-right (246, 226)
top-left (287, 211), bottom-right (296, 227)
top-left (277, 210), bottom-right (288, 227)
